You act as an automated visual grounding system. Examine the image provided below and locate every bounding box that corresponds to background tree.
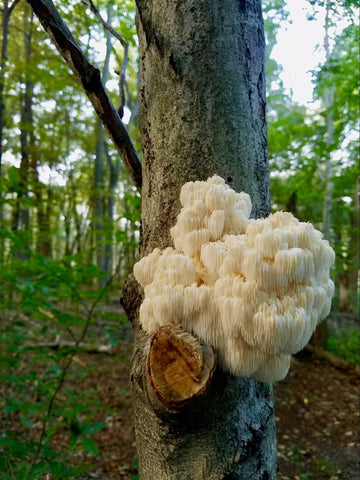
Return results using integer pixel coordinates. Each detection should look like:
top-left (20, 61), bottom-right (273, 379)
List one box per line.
top-left (0, 0), bottom-right (20, 259)
top-left (267, 0), bottom-right (359, 315)
top-left (314, 18), bottom-right (359, 311)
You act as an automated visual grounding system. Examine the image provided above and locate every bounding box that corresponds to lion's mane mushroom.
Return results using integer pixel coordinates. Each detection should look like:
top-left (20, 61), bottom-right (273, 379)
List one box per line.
top-left (133, 176), bottom-right (335, 382)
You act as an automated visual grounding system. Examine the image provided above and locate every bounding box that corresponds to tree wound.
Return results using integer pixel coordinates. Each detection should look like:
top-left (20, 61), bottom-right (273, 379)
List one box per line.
top-left (147, 325), bottom-right (216, 408)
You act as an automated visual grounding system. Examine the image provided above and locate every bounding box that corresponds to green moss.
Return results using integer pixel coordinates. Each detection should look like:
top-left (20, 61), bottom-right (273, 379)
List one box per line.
top-left (327, 329), bottom-right (360, 365)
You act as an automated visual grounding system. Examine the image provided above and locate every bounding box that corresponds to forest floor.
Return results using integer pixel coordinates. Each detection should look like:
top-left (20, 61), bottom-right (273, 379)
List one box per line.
top-left (2, 302), bottom-right (359, 480)
top-left (70, 321), bottom-right (360, 480)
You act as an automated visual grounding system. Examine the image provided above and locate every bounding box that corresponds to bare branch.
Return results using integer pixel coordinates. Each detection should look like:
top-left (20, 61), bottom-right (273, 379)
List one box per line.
top-left (81, 0), bottom-right (127, 49)
top-left (82, 0), bottom-right (129, 119)
top-left (24, 341), bottom-right (114, 354)
top-left (9, 0), bottom-right (22, 15)
top-left (115, 46), bottom-right (129, 119)
top-left (0, 0), bottom-right (21, 16)
top-left (26, 0), bottom-right (142, 191)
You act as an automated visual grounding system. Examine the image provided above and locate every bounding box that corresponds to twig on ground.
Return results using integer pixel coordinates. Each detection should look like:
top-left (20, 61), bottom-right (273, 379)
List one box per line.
top-left (24, 340), bottom-right (114, 354)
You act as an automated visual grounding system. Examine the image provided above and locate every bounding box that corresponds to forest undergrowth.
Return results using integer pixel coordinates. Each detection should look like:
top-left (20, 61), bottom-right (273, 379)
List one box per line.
top-left (1, 295), bottom-right (359, 480)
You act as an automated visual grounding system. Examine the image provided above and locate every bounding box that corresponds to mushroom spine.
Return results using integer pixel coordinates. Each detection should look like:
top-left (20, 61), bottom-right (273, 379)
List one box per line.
top-left (133, 176), bottom-right (335, 383)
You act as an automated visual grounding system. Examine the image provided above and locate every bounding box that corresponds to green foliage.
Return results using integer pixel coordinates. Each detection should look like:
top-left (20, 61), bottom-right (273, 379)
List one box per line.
top-left (327, 329), bottom-right (360, 365)
top-left (130, 459), bottom-right (139, 480)
top-left (0, 232), bottom-right (118, 479)
top-left (266, 2), bottom-right (359, 311)
top-left (307, 0), bottom-right (360, 13)
top-left (315, 458), bottom-right (338, 476)
top-left (314, 23), bottom-right (359, 141)
top-left (288, 444), bottom-right (307, 462)
top-left (1, 0), bottom-right (140, 278)
top-left (0, 8), bottom-right (140, 475)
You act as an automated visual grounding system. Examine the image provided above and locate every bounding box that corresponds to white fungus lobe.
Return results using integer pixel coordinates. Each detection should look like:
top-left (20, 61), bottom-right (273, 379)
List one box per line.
top-left (133, 176), bottom-right (335, 383)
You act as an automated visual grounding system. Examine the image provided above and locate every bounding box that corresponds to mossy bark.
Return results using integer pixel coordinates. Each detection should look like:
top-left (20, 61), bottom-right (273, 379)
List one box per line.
top-left (124, 1), bottom-right (276, 478)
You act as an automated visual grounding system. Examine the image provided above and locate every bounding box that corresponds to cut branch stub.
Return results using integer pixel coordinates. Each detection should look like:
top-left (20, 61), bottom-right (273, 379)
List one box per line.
top-left (147, 325), bottom-right (216, 409)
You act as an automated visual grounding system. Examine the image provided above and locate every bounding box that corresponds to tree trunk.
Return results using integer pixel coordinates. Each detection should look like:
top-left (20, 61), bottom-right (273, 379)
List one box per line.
top-left (12, 4), bottom-right (34, 258)
top-left (314, 1), bottom-right (333, 348)
top-left (34, 178), bottom-right (53, 257)
top-left (322, 2), bottom-right (334, 243)
top-left (94, 2), bottom-right (114, 285)
top-left (0, 1), bottom-right (20, 261)
top-left (123, 1), bottom-right (276, 479)
top-left (94, 119), bottom-right (106, 272)
top-left (0, 0), bottom-right (20, 176)
top-left (339, 176), bottom-right (359, 311)
top-left (104, 144), bottom-right (121, 277)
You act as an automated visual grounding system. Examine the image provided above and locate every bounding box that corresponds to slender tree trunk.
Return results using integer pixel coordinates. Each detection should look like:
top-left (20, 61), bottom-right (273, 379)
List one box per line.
top-left (32, 117), bottom-right (54, 257)
top-left (322, 3), bottom-right (334, 243)
top-left (0, 1), bottom-right (9, 180)
top-left (339, 177), bottom-right (359, 311)
top-left (94, 119), bottom-right (105, 270)
top-left (0, 1), bottom-right (10, 264)
top-left (34, 175), bottom-right (52, 257)
top-left (12, 5), bottom-right (34, 258)
top-left (123, 1), bottom-right (276, 479)
top-left (314, 1), bottom-right (333, 347)
top-left (62, 200), bottom-right (71, 257)
top-left (104, 145), bottom-right (121, 277)
top-left (93, 2), bottom-right (113, 284)
top-left (0, 0), bottom-right (20, 177)
top-left (66, 172), bottom-right (84, 257)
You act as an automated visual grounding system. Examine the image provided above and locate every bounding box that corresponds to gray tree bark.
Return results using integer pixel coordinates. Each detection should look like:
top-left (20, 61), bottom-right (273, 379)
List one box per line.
top-left (123, 1), bottom-right (276, 479)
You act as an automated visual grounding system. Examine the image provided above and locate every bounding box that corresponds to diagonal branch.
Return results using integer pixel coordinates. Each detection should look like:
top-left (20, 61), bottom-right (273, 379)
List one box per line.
top-left (26, 0), bottom-right (142, 191)
top-left (9, 0), bottom-right (22, 15)
top-left (0, 0), bottom-right (21, 16)
top-left (81, 0), bottom-right (127, 49)
top-left (82, 0), bottom-right (129, 118)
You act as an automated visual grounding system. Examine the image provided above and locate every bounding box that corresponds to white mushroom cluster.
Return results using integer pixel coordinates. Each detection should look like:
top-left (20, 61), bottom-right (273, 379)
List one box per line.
top-left (134, 176), bottom-right (335, 382)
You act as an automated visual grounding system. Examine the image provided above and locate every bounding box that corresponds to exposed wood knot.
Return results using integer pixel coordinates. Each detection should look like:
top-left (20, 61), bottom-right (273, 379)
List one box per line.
top-left (147, 325), bottom-right (216, 408)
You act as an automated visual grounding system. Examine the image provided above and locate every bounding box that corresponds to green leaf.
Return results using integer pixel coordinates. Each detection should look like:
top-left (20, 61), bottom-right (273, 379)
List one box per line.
top-left (49, 460), bottom-right (94, 478)
top-left (68, 435), bottom-right (79, 451)
top-left (81, 422), bottom-right (106, 435)
top-left (27, 462), bottom-right (48, 480)
top-left (81, 436), bottom-right (99, 456)
top-left (7, 166), bottom-right (21, 190)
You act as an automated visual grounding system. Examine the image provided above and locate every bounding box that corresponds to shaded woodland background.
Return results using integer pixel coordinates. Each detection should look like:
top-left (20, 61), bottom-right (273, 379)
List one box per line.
top-left (0, 0), bottom-right (359, 479)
